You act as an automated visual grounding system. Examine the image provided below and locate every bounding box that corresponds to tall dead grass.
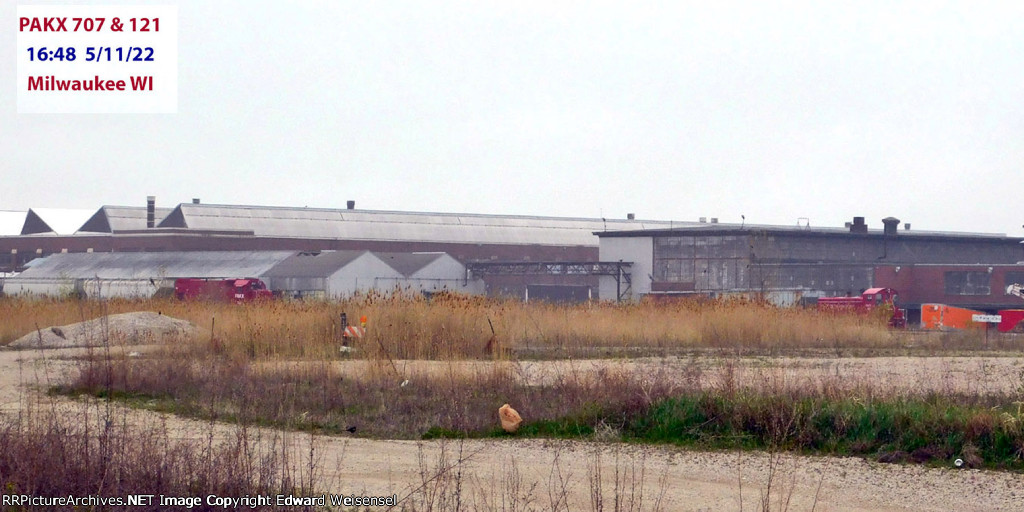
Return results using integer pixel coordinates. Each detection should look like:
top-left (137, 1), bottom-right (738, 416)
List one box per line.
top-left (0, 295), bottom-right (901, 359)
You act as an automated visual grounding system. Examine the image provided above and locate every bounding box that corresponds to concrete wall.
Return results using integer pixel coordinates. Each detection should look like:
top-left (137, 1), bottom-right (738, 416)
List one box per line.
top-left (599, 236), bottom-right (652, 300)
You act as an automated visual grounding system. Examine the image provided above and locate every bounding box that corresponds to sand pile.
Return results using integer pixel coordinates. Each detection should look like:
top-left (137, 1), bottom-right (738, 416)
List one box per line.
top-left (8, 311), bottom-right (201, 349)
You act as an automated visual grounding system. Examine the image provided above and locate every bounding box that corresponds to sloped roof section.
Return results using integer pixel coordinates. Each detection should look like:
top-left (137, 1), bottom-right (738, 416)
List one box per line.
top-left (375, 252), bottom-right (445, 277)
top-left (261, 251), bottom-right (370, 278)
top-left (78, 206), bottom-right (175, 233)
top-left (0, 211), bottom-right (27, 236)
top-left (22, 208), bottom-right (96, 235)
top-left (157, 203), bottom-right (682, 246)
top-left (13, 251), bottom-right (296, 280)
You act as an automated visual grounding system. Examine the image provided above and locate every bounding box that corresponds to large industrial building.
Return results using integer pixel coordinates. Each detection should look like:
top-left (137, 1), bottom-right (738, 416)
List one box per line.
top-left (2, 199), bottom-right (1024, 312)
top-left (597, 216), bottom-right (1024, 322)
top-left (0, 198), bottom-right (672, 299)
top-left (4, 250), bottom-right (484, 299)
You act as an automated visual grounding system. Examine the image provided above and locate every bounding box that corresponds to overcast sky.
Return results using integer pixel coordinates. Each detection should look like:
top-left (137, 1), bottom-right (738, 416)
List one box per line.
top-left (5, 1), bottom-right (1024, 235)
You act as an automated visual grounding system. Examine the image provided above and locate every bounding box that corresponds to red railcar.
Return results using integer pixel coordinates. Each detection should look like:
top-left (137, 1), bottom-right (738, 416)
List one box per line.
top-left (174, 278), bottom-right (272, 303)
top-left (817, 287), bottom-right (907, 328)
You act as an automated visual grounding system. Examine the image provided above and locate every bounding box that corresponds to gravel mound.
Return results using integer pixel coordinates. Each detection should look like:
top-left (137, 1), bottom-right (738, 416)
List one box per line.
top-left (8, 311), bottom-right (201, 349)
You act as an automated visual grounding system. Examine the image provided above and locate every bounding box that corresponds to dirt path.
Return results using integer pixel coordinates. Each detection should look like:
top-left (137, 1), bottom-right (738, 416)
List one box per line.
top-left (2, 347), bottom-right (1023, 511)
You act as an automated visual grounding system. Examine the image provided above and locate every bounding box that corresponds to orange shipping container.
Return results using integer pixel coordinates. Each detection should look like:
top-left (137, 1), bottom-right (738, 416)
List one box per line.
top-left (920, 303), bottom-right (987, 330)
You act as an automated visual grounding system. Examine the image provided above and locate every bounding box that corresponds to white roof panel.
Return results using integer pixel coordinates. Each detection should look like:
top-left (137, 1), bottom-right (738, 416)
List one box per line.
top-left (159, 204), bottom-right (685, 246)
top-left (0, 211), bottom-right (27, 236)
top-left (25, 208), bottom-right (96, 235)
top-left (12, 251), bottom-right (296, 280)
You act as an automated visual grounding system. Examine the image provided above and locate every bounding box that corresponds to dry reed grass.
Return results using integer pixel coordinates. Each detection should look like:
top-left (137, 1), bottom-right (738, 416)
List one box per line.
top-left (1, 294), bottom-right (902, 360)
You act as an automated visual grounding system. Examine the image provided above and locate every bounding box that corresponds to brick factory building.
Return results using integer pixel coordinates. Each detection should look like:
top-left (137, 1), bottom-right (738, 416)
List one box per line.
top-left (598, 216), bottom-right (1024, 319)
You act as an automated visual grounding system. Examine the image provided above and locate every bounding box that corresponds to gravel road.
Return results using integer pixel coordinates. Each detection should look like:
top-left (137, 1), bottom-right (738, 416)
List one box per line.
top-left (2, 345), bottom-right (1022, 511)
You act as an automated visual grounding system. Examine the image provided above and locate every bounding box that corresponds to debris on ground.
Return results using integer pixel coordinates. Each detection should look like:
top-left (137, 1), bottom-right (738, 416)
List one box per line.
top-left (8, 311), bottom-right (202, 349)
top-left (499, 403), bottom-right (522, 433)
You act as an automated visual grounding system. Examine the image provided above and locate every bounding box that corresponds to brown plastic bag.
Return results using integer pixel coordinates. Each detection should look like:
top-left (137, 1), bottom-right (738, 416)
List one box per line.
top-left (499, 404), bottom-right (522, 433)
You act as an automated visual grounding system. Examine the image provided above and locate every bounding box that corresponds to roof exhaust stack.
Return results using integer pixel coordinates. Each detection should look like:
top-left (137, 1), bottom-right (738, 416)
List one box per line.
top-left (882, 217), bottom-right (900, 236)
top-left (346, 200), bottom-right (355, 210)
top-left (849, 216), bottom-right (867, 234)
top-left (146, 196), bottom-right (155, 228)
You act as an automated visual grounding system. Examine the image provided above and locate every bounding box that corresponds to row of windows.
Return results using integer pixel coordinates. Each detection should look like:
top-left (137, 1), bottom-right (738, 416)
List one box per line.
top-left (945, 271), bottom-right (1024, 296)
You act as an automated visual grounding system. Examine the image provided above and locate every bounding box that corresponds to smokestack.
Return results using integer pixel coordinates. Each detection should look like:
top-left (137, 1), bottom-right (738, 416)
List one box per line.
top-left (346, 200), bottom-right (355, 210)
top-left (849, 216), bottom-right (867, 234)
top-left (192, 198), bottom-right (200, 204)
top-left (146, 196), bottom-right (155, 228)
top-left (882, 217), bottom-right (900, 236)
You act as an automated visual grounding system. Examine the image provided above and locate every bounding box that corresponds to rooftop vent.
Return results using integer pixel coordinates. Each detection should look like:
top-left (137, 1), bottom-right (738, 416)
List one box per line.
top-left (146, 196), bottom-right (155, 228)
top-left (627, 213), bottom-right (635, 220)
top-left (699, 217), bottom-right (707, 223)
top-left (710, 217), bottom-right (719, 224)
top-left (849, 216), bottom-right (867, 234)
top-left (904, 223), bottom-right (911, 231)
top-left (192, 198), bottom-right (201, 204)
top-left (882, 217), bottom-right (900, 236)
top-left (346, 200), bottom-right (355, 210)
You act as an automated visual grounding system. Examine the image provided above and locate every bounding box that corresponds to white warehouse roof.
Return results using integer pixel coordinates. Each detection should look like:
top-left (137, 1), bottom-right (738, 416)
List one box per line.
top-left (11, 251), bottom-right (296, 280)
top-left (157, 203), bottom-right (679, 246)
top-left (0, 211), bottom-right (27, 236)
top-left (22, 208), bottom-right (96, 235)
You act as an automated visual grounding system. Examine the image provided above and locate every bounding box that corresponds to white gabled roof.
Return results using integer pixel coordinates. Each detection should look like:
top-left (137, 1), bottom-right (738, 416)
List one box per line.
top-left (0, 211), bottom-right (27, 236)
top-left (22, 208), bottom-right (96, 235)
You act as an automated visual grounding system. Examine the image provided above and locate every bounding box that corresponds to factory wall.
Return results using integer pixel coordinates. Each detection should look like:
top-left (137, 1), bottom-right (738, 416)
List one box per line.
top-left (598, 236), bottom-right (652, 300)
top-left (875, 264), bottom-right (1024, 311)
top-left (601, 230), bottom-right (1024, 304)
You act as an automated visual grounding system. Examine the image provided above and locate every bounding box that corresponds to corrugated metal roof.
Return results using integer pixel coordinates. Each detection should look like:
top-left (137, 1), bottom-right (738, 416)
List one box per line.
top-left (12, 251), bottom-right (296, 280)
top-left (597, 223), bottom-right (1021, 240)
top-left (157, 204), bottom-right (682, 246)
top-left (22, 208), bottom-right (96, 235)
top-left (0, 211), bottom-right (27, 236)
top-left (375, 252), bottom-right (444, 277)
top-left (261, 251), bottom-right (369, 278)
top-left (78, 206), bottom-right (174, 233)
